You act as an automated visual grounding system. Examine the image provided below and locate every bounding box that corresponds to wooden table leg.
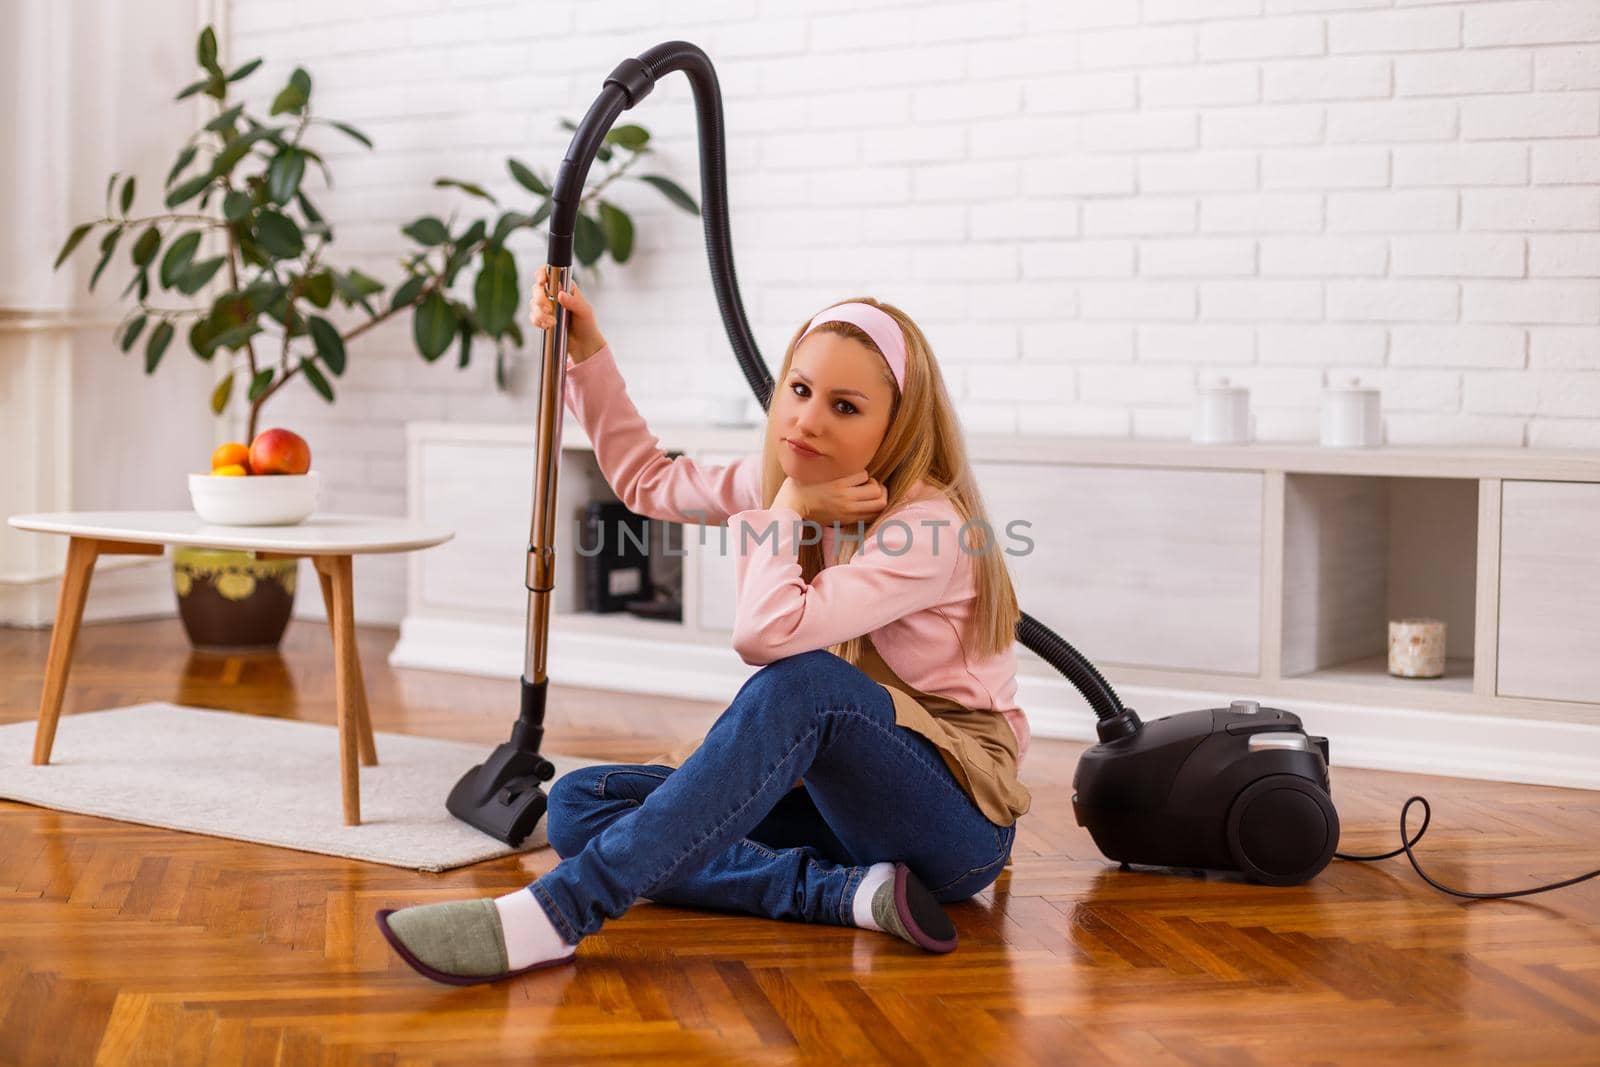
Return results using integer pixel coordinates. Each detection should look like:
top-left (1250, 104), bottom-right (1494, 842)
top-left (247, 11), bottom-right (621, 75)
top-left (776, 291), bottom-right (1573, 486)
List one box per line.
top-left (314, 561), bottom-right (377, 767)
top-left (33, 538), bottom-right (101, 765)
top-left (314, 554), bottom-right (363, 826)
top-left (34, 537), bottom-right (165, 765)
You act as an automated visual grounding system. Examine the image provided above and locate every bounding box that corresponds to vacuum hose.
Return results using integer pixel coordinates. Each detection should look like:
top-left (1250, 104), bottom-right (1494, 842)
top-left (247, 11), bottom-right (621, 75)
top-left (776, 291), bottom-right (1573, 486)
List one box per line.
top-left (549, 42), bottom-right (1133, 726)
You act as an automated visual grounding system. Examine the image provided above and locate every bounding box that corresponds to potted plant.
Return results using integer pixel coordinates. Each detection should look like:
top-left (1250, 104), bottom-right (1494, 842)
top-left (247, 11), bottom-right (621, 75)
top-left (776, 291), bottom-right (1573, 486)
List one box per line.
top-left (52, 25), bottom-right (701, 651)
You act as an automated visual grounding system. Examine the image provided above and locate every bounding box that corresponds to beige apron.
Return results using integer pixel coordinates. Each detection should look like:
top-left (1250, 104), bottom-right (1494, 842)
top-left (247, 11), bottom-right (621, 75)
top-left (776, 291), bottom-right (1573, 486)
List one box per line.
top-left (644, 636), bottom-right (1033, 832)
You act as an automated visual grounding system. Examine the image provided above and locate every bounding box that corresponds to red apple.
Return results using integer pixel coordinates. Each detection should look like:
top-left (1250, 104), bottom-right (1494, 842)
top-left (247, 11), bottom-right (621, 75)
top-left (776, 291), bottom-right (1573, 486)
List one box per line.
top-left (248, 428), bottom-right (312, 476)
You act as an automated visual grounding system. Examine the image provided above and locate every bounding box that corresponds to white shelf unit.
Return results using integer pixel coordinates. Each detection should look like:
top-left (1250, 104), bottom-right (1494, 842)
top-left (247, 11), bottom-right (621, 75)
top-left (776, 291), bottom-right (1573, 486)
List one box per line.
top-left (397, 421), bottom-right (1600, 787)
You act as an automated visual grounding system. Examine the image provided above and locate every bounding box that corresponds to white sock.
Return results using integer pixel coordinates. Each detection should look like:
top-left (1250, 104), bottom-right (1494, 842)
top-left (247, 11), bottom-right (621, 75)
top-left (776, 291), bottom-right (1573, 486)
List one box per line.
top-left (494, 886), bottom-right (576, 969)
top-left (851, 862), bottom-right (896, 930)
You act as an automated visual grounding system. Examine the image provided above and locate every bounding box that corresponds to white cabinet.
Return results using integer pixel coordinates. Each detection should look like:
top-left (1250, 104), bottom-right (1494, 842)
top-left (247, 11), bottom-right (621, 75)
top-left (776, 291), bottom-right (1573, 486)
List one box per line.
top-left (979, 463), bottom-right (1263, 675)
top-left (1497, 481), bottom-right (1600, 705)
top-left (402, 422), bottom-right (1600, 729)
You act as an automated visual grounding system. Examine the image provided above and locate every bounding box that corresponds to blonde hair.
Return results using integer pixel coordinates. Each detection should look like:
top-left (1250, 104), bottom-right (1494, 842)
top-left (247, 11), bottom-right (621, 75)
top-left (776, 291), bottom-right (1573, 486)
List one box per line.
top-left (757, 296), bottom-right (1021, 664)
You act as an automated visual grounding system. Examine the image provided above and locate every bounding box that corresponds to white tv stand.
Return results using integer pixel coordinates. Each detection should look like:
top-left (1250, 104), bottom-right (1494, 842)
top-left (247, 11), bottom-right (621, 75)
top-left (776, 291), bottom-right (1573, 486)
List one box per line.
top-left (395, 420), bottom-right (1600, 790)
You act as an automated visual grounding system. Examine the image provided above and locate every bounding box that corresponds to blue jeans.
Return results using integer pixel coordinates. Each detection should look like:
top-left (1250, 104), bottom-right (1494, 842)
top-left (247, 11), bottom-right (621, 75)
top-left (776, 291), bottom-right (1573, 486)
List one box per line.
top-left (528, 649), bottom-right (1018, 945)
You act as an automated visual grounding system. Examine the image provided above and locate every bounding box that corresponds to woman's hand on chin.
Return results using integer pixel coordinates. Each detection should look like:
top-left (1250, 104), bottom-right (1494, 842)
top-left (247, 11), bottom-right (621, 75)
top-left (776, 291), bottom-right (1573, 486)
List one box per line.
top-left (774, 472), bottom-right (886, 524)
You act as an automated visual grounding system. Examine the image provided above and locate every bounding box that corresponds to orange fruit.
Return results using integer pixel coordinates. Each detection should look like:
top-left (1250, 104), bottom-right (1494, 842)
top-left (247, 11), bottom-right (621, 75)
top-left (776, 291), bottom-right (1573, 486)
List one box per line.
top-left (211, 442), bottom-right (251, 472)
top-left (213, 464), bottom-right (249, 477)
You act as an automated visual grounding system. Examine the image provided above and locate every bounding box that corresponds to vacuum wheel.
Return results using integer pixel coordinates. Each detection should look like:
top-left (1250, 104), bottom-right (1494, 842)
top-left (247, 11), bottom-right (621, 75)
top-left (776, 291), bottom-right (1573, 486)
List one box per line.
top-left (1225, 774), bottom-right (1339, 886)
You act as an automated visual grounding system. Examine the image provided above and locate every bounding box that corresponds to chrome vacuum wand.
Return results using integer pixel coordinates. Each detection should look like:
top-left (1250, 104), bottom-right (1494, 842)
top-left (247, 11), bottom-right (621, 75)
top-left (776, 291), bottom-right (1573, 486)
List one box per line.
top-left (442, 260), bottom-right (574, 844)
top-left (446, 43), bottom-right (716, 846)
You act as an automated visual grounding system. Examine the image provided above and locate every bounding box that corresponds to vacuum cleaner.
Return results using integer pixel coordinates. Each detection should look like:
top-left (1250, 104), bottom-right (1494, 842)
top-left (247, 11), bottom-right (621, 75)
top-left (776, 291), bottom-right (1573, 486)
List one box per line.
top-left (446, 40), bottom-right (1341, 886)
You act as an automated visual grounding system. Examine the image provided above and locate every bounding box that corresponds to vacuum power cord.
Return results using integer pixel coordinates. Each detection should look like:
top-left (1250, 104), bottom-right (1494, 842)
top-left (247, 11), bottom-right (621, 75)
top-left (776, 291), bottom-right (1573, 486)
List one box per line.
top-left (1334, 795), bottom-right (1599, 900)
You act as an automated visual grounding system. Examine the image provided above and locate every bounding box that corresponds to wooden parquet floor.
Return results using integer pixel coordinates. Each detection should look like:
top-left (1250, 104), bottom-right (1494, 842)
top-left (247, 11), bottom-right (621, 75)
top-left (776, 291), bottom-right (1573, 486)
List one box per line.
top-left (0, 618), bottom-right (1596, 1066)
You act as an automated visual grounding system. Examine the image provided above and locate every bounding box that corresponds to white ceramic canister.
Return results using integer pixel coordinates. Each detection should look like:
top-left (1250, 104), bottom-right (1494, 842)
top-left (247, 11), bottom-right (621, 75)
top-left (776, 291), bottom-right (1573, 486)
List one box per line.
top-left (1321, 377), bottom-right (1382, 447)
top-left (1192, 376), bottom-right (1254, 445)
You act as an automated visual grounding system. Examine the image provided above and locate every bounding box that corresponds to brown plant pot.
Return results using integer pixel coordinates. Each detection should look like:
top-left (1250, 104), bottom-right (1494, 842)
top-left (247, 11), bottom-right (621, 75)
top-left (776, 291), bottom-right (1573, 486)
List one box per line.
top-left (173, 546), bottom-right (298, 652)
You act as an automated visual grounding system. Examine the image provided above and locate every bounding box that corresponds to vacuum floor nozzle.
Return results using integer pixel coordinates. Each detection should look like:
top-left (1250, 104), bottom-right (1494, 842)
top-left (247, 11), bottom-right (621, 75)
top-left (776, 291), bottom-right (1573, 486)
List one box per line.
top-left (446, 675), bottom-right (559, 846)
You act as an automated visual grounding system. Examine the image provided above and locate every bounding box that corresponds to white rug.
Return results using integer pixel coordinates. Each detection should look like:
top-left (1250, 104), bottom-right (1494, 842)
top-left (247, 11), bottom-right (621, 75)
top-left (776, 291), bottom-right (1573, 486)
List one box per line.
top-left (0, 702), bottom-right (608, 872)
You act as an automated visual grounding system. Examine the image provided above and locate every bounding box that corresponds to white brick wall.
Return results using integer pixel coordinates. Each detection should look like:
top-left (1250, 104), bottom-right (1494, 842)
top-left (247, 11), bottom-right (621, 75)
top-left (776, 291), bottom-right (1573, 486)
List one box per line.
top-left (221, 0), bottom-right (1600, 622)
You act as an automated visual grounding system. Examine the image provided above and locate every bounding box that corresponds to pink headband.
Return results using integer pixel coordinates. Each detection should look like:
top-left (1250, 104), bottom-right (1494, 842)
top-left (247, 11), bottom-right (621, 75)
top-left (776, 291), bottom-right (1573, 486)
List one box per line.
top-left (799, 302), bottom-right (907, 393)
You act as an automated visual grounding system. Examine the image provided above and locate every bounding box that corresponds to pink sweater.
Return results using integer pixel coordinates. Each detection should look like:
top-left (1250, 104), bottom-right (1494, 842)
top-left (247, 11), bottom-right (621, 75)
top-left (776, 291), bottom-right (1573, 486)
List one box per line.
top-left (563, 343), bottom-right (1030, 766)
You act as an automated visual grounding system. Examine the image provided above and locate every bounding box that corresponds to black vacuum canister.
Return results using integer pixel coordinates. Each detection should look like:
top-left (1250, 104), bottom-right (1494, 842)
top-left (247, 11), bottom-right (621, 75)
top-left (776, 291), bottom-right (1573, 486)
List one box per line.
top-left (1071, 700), bottom-right (1337, 886)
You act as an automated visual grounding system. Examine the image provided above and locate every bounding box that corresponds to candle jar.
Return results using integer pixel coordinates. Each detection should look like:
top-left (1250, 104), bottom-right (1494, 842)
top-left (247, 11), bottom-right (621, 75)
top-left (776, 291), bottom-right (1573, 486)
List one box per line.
top-left (1388, 618), bottom-right (1446, 678)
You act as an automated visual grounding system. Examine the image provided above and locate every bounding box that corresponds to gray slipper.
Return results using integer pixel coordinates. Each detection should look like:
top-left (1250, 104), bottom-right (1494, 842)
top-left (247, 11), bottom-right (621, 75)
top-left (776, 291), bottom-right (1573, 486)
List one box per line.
top-left (870, 863), bottom-right (958, 953)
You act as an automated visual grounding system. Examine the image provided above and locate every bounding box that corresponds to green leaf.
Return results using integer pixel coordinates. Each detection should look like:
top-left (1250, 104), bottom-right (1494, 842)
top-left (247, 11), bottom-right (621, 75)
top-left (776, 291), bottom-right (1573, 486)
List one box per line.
top-left (166, 145), bottom-right (198, 188)
top-left (473, 245), bottom-right (518, 337)
top-left (299, 357), bottom-right (335, 402)
top-left (241, 280), bottom-right (288, 316)
top-left (344, 268), bottom-right (384, 296)
top-left (225, 57), bottom-right (262, 83)
top-left (270, 67), bottom-right (311, 115)
top-left (443, 246), bottom-right (473, 288)
top-left (188, 316), bottom-right (218, 359)
top-left (457, 320), bottom-right (473, 369)
top-left (210, 125), bottom-right (277, 178)
top-left (53, 222), bottom-right (94, 270)
top-left (175, 77), bottom-right (209, 101)
top-left (296, 191), bottom-right (324, 227)
top-left (209, 323), bottom-right (264, 352)
top-left (266, 148), bottom-right (305, 204)
top-left (530, 199), bottom-right (552, 228)
top-left (248, 368), bottom-right (275, 402)
top-left (303, 270), bottom-right (334, 308)
top-left (146, 320), bottom-right (175, 373)
top-left (638, 174), bottom-right (700, 215)
top-left (390, 273), bottom-right (426, 309)
top-left (573, 211), bottom-right (604, 266)
top-left (296, 145), bottom-right (333, 188)
top-left (508, 158), bottom-right (549, 197)
top-left (119, 314), bottom-right (147, 352)
top-left (255, 210), bottom-right (304, 258)
top-left (402, 216), bottom-right (449, 246)
top-left (119, 266), bottom-right (146, 300)
top-left (131, 226), bottom-right (161, 268)
top-left (210, 371), bottom-right (234, 415)
top-left (597, 201), bottom-right (634, 263)
top-left (203, 74), bottom-right (228, 102)
top-left (331, 270), bottom-right (375, 315)
top-left (505, 319), bottom-right (523, 347)
top-left (105, 171), bottom-right (119, 214)
top-left (434, 177), bottom-right (497, 204)
top-left (176, 255), bottom-right (226, 295)
top-left (165, 173), bottom-right (212, 209)
top-left (328, 120), bottom-right (372, 148)
top-left (223, 190), bottom-right (253, 222)
top-left (413, 290), bottom-right (457, 361)
top-left (308, 315), bottom-right (346, 375)
top-left (605, 124), bottom-right (649, 151)
top-left (159, 231), bottom-right (202, 288)
top-left (204, 104), bottom-right (244, 133)
top-left (197, 27), bottom-right (220, 75)
top-left (119, 175), bottom-right (136, 215)
top-left (88, 225), bottom-right (124, 292)
top-left (490, 210), bottom-right (533, 249)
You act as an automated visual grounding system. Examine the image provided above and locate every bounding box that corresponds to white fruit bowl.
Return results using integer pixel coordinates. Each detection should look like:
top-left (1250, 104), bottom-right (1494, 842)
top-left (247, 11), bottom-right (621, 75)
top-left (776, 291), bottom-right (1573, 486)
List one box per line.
top-left (189, 471), bottom-right (319, 526)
